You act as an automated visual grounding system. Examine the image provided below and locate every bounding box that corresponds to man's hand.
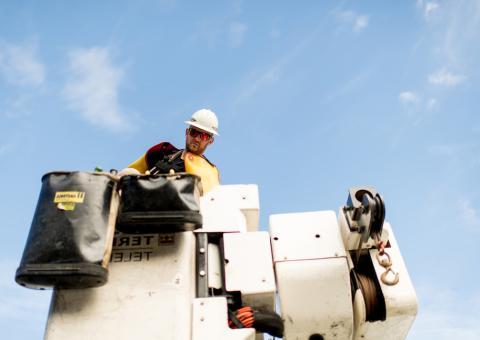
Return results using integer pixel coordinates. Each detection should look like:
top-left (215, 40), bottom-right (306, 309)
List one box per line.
top-left (117, 168), bottom-right (141, 178)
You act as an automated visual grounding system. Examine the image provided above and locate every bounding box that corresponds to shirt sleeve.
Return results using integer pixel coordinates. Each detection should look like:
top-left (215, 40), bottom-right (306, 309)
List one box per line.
top-left (127, 153), bottom-right (149, 174)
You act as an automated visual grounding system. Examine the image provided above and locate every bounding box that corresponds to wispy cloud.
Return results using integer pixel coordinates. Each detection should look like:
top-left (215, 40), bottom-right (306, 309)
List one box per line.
top-left (411, 284), bottom-right (480, 339)
top-left (270, 28), bottom-right (281, 40)
top-left (234, 65), bottom-right (280, 105)
top-left (63, 47), bottom-right (132, 132)
top-left (434, 0), bottom-right (480, 69)
top-left (425, 2), bottom-right (440, 17)
top-left (428, 68), bottom-right (465, 86)
top-left (426, 143), bottom-right (468, 157)
top-left (1, 94), bottom-right (37, 119)
top-left (0, 143), bottom-right (13, 156)
top-left (426, 98), bottom-right (437, 110)
top-left (398, 91), bottom-right (419, 104)
top-left (334, 10), bottom-right (369, 32)
top-left (228, 22), bottom-right (248, 48)
top-left (0, 41), bottom-right (45, 87)
top-left (0, 259), bottom-right (51, 325)
top-left (459, 199), bottom-right (480, 232)
top-left (232, 0), bottom-right (243, 16)
top-left (417, 1), bottom-right (440, 20)
top-left (354, 15), bottom-right (369, 32)
top-left (397, 91), bottom-right (438, 125)
top-left (233, 22), bottom-right (328, 106)
top-left (321, 70), bottom-right (371, 105)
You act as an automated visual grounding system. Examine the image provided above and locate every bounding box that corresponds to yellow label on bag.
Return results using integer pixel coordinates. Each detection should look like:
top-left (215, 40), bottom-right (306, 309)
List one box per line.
top-left (54, 191), bottom-right (86, 203)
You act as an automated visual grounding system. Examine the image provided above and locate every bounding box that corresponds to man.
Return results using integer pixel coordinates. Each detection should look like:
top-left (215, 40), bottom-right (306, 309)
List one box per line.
top-left (120, 108), bottom-right (220, 193)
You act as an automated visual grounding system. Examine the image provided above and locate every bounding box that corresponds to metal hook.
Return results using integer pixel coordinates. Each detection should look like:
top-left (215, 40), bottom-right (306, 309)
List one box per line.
top-left (376, 251), bottom-right (392, 268)
top-left (381, 268), bottom-right (400, 286)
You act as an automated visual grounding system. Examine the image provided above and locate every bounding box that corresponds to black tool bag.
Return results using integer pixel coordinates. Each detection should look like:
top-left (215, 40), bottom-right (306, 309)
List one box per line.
top-left (15, 172), bottom-right (119, 290)
top-left (116, 173), bottom-right (202, 234)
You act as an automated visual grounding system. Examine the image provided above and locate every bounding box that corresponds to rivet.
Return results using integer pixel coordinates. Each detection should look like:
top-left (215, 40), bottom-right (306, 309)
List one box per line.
top-left (199, 270), bottom-right (206, 277)
top-left (199, 247), bottom-right (205, 254)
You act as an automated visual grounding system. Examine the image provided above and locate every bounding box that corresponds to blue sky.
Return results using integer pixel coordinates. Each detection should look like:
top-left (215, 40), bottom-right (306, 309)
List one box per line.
top-left (1, 1), bottom-right (479, 339)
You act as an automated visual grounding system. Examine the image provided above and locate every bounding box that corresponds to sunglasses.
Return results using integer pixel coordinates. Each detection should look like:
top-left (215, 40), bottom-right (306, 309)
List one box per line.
top-left (188, 128), bottom-right (212, 141)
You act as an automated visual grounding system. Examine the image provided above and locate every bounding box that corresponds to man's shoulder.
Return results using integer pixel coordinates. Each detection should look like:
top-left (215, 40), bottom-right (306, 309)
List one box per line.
top-left (146, 142), bottom-right (179, 155)
top-left (145, 142), bottom-right (181, 168)
top-left (201, 155), bottom-right (216, 167)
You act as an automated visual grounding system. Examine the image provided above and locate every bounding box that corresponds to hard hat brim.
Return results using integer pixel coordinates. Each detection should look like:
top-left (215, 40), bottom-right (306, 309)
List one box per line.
top-left (184, 120), bottom-right (219, 136)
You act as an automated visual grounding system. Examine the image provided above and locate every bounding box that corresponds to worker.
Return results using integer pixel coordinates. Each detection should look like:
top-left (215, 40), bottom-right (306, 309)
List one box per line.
top-left (119, 108), bottom-right (220, 193)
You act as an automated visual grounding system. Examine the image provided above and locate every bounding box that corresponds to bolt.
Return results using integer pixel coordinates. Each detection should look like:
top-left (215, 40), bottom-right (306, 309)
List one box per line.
top-left (199, 247), bottom-right (205, 254)
top-left (199, 270), bottom-right (206, 277)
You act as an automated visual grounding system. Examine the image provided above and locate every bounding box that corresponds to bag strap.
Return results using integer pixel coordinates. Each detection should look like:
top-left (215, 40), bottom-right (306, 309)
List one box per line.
top-left (167, 150), bottom-right (183, 163)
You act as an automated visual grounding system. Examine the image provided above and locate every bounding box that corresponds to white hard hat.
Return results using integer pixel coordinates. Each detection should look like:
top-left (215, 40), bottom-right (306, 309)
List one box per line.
top-left (185, 109), bottom-right (219, 136)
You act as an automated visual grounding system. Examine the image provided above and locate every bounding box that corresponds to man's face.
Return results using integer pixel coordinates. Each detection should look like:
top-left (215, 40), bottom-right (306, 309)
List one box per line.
top-left (185, 127), bottom-right (213, 155)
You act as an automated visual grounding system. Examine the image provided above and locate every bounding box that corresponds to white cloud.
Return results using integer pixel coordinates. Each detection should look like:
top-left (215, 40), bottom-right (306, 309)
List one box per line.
top-left (428, 68), bottom-right (465, 86)
top-left (0, 259), bottom-right (51, 330)
top-left (0, 145), bottom-right (7, 156)
top-left (0, 143), bottom-right (13, 156)
top-left (335, 10), bottom-right (369, 32)
top-left (398, 92), bottom-right (438, 120)
top-left (1, 94), bottom-right (36, 119)
top-left (354, 15), bottom-right (369, 32)
top-left (63, 47), bottom-right (132, 132)
top-left (233, 18), bottom-right (325, 106)
top-left (417, 1), bottom-right (440, 20)
top-left (431, 0), bottom-right (480, 68)
top-left (425, 2), bottom-right (440, 17)
top-left (398, 91), bottom-right (419, 104)
top-left (234, 65), bottom-right (280, 104)
top-left (0, 41), bottom-right (45, 87)
top-left (426, 98), bottom-right (437, 110)
top-left (228, 22), bottom-right (248, 48)
top-left (232, 0), bottom-right (243, 16)
top-left (270, 28), bottom-right (281, 39)
top-left (410, 284), bottom-right (480, 339)
top-left (459, 199), bottom-right (480, 231)
top-left (426, 144), bottom-right (457, 156)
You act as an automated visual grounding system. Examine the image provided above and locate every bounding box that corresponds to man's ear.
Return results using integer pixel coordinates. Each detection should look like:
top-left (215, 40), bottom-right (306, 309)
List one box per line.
top-left (209, 136), bottom-right (214, 145)
top-left (185, 128), bottom-right (189, 136)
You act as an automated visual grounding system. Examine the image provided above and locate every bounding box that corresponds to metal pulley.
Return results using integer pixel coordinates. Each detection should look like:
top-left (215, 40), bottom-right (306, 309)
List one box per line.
top-left (342, 187), bottom-right (386, 244)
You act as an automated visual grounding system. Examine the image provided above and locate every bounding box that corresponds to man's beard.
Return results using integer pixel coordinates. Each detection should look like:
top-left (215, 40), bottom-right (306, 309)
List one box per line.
top-left (186, 142), bottom-right (204, 155)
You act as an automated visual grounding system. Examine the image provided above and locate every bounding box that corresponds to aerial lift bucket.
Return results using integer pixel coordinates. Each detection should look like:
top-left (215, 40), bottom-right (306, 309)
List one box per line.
top-left (15, 171), bottom-right (119, 289)
top-left (116, 173), bottom-right (202, 234)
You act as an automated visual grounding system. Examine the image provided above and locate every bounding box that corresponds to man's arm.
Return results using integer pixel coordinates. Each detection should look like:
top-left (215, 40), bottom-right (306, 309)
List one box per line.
top-left (127, 154), bottom-right (148, 173)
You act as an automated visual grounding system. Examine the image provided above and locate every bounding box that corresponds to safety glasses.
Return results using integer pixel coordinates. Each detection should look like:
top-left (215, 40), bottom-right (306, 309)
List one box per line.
top-left (188, 128), bottom-right (212, 141)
